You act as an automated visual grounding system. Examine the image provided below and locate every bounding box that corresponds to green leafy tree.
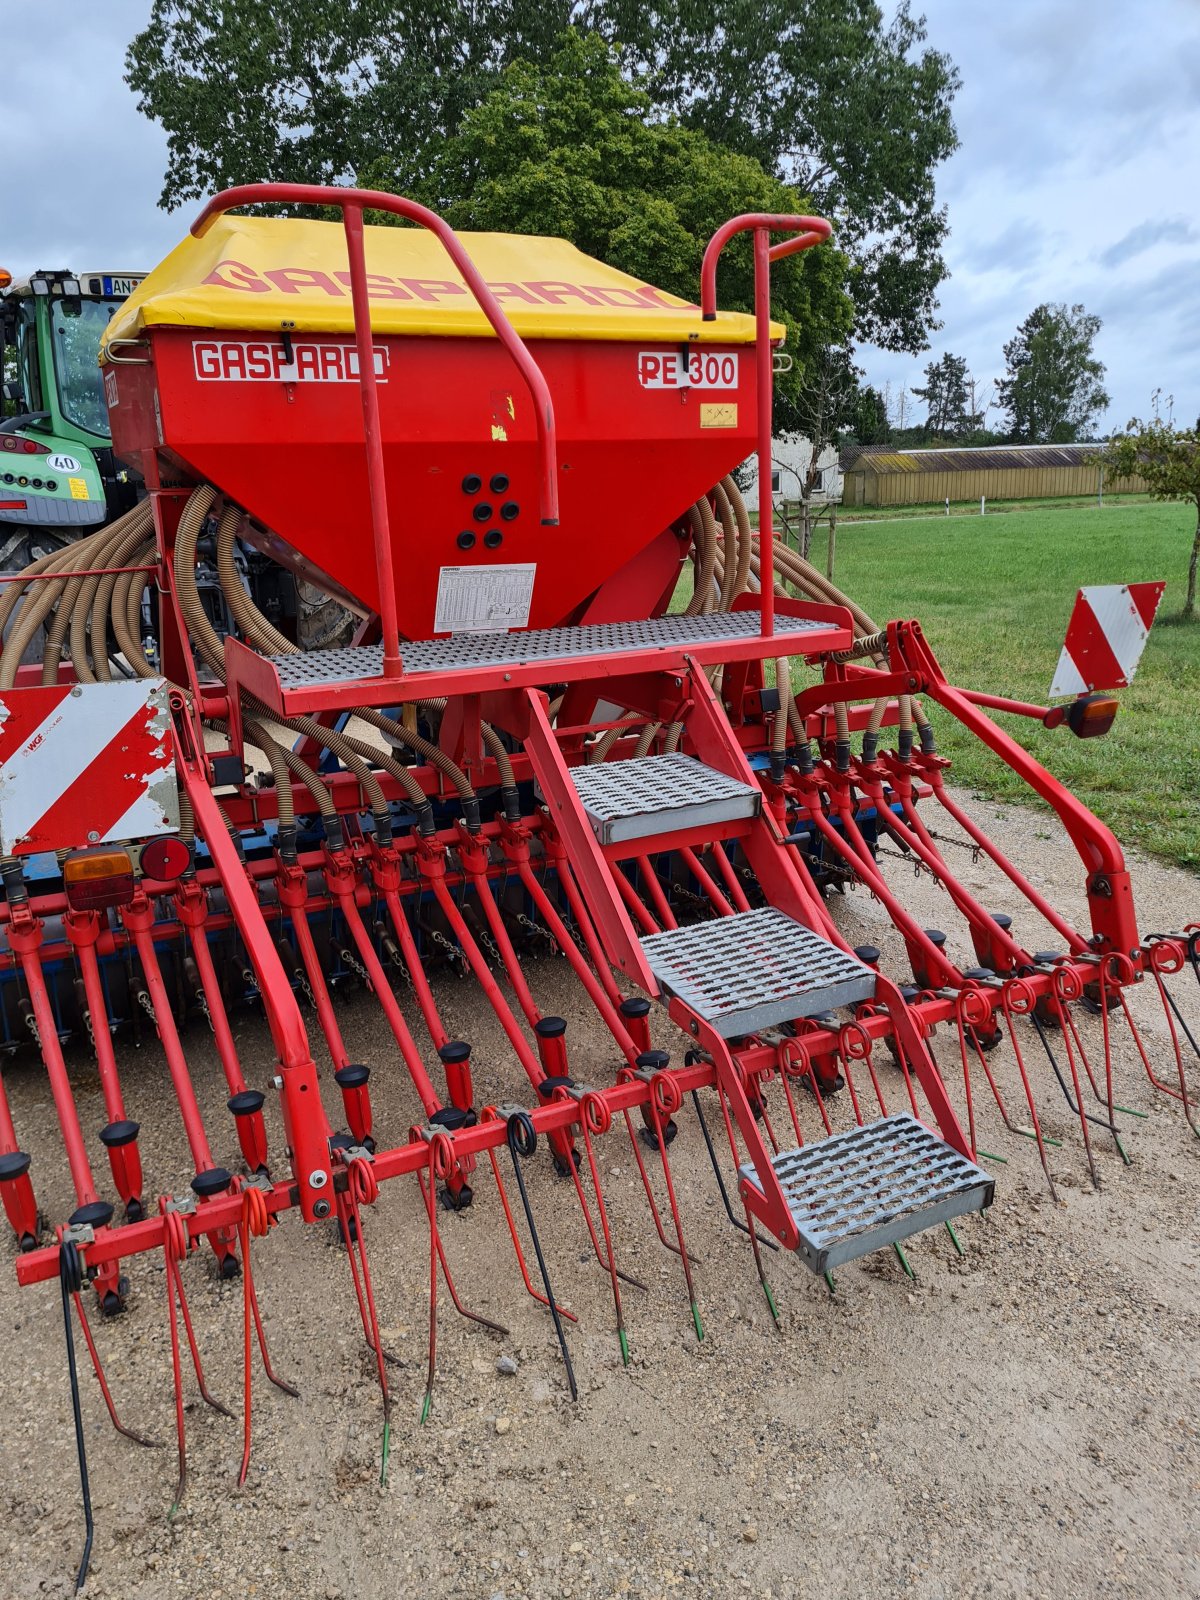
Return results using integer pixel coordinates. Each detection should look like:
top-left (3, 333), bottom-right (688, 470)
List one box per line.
top-left (592, 0), bottom-right (960, 352)
top-left (912, 351), bottom-right (975, 437)
top-left (400, 33), bottom-right (853, 415)
top-left (125, 2), bottom-right (958, 352)
top-left (997, 304), bottom-right (1109, 444)
top-left (1103, 417), bottom-right (1200, 618)
top-left (850, 384), bottom-right (891, 445)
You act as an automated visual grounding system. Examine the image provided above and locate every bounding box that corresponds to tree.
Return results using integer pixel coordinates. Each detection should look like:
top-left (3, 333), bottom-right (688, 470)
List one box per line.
top-left (1103, 417), bottom-right (1200, 618)
top-left (912, 351), bottom-right (973, 436)
top-left (125, 2), bottom-right (959, 352)
top-left (851, 385), bottom-right (891, 445)
top-left (400, 33), bottom-right (853, 403)
top-left (997, 304), bottom-right (1109, 444)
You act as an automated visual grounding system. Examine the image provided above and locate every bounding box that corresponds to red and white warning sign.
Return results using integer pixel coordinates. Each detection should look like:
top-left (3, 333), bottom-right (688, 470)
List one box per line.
top-left (0, 679), bottom-right (179, 856)
top-left (1048, 582), bottom-right (1166, 700)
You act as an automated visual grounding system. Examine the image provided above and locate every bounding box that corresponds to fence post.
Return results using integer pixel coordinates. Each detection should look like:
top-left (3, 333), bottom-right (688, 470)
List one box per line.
top-left (980, 495), bottom-right (986, 516)
top-left (945, 497), bottom-right (950, 517)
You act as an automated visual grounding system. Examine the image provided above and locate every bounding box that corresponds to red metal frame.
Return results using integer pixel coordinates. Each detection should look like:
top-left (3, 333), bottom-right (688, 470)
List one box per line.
top-left (700, 213), bottom-right (834, 638)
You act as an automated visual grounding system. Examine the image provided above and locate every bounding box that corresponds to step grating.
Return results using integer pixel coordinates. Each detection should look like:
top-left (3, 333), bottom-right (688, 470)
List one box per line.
top-left (640, 907), bottom-right (875, 1037)
top-left (739, 1114), bottom-right (994, 1273)
top-left (268, 609), bottom-right (827, 688)
top-left (569, 753), bottom-right (761, 844)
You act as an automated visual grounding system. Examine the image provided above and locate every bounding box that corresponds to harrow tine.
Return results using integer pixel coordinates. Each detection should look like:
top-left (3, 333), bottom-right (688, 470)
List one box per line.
top-left (161, 1205), bottom-right (232, 1519)
top-left (1115, 985), bottom-right (1199, 1141)
top-left (560, 1126), bottom-right (648, 1293)
top-left (619, 1105), bottom-right (701, 1265)
top-left (1028, 1009), bottom-right (1100, 1187)
top-left (236, 1181), bottom-right (298, 1488)
top-left (999, 981), bottom-right (1061, 1199)
top-left (58, 1241), bottom-right (94, 1594)
top-left (483, 1144), bottom-right (579, 1325)
top-left (687, 1087), bottom-right (779, 1254)
top-left (500, 1110), bottom-right (577, 1401)
top-left (576, 1090), bottom-right (632, 1365)
top-left (711, 1085), bottom-right (781, 1326)
top-left (72, 1287), bottom-right (159, 1448)
top-left (337, 1155), bottom-right (392, 1483)
top-left (634, 1068), bottom-right (703, 1341)
top-left (417, 1133), bottom-right (509, 1426)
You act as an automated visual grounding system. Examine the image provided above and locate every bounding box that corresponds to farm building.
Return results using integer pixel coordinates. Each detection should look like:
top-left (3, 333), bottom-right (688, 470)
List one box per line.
top-left (840, 443), bottom-right (1146, 507)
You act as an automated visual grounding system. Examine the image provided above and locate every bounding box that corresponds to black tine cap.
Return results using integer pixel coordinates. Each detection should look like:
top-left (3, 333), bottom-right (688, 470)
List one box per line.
top-left (620, 997), bottom-right (652, 1018)
top-left (69, 1199), bottom-right (115, 1229)
top-left (99, 1119), bottom-right (140, 1148)
top-left (438, 1040), bottom-right (471, 1064)
top-left (191, 1167), bottom-right (233, 1198)
top-left (430, 1105), bottom-right (477, 1131)
top-left (854, 944), bottom-right (881, 965)
top-left (227, 1091), bottom-right (264, 1117)
top-left (0, 1150), bottom-right (31, 1181)
top-left (636, 1050), bottom-right (670, 1071)
top-left (535, 1016), bottom-right (567, 1039)
top-left (335, 1064), bottom-right (371, 1089)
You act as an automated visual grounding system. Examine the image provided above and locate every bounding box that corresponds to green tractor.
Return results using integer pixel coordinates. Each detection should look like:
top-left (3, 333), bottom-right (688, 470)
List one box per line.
top-left (0, 267), bottom-right (144, 570)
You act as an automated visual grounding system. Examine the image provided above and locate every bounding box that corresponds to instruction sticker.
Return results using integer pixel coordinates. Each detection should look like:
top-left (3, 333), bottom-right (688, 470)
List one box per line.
top-left (67, 477), bottom-right (89, 500)
top-left (434, 564), bottom-right (536, 635)
top-left (700, 403), bottom-right (738, 429)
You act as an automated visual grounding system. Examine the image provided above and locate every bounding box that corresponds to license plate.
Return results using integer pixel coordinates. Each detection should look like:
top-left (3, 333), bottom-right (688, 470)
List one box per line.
top-left (101, 275), bottom-right (144, 298)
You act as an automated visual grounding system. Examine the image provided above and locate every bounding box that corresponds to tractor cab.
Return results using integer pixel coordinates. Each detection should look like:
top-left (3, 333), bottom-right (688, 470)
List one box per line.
top-left (0, 267), bottom-right (144, 560)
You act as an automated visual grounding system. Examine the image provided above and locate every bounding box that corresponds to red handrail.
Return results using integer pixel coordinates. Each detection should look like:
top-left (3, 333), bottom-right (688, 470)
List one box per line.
top-left (699, 213), bottom-right (832, 642)
top-left (191, 183), bottom-right (560, 677)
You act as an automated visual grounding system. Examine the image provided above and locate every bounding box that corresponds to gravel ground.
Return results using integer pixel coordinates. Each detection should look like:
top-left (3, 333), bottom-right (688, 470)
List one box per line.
top-left (1, 787), bottom-right (1197, 1600)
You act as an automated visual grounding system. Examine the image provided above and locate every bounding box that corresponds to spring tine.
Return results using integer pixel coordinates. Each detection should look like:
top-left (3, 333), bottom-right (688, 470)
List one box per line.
top-left (953, 1010), bottom-right (980, 1161)
top-left (237, 1184), bottom-right (298, 1489)
top-left (688, 1089), bottom-right (779, 1252)
top-left (712, 1086), bottom-right (781, 1325)
top-left (1116, 986), bottom-right (1199, 1141)
top-left (58, 1242), bottom-right (94, 1594)
top-left (996, 1005), bottom-right (1059, 1200)
top-left (504, 1112), bottom-right (577, 1401)
top-left (340, 1157), bottom-right (391, 1482)
top-left (483, 1145), bottom-right (579, 1323)
top-left (72, 1289), bottom-right (159, 1447)
top-left (563, 1135), bottom-right (648, 1291)
top-left (619, 1106), bottom-right (699, 1264)
top-left (1029, 1010), bottom-right (1100, 1188)
top-left (577, 1094), bottom-right (630, 1364)
top-left (644, 1080), bottom-right (702, 1341)
top-left (1155, 970), bottom-right (1200, 1061)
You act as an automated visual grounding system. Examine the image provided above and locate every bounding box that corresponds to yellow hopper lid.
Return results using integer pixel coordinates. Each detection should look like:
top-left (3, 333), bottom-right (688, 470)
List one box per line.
top-left (101, 214), bottom-right (779, 355)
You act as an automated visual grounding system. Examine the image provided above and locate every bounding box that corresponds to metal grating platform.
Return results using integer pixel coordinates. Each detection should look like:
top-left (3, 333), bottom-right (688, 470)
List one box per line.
top-left (268, 609), bottom-right (827, 688)
top-left (739, 1115), bottom-right (994, 1273)
top-left (569, 753), bottom-right (761, 845)
top-left (640, 907), bottom-right (876, 1037)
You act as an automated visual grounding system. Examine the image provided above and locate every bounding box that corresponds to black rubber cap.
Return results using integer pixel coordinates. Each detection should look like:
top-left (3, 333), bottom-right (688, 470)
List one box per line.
top-left (962, 967), bottom-right (995, 981)
top-left (924, 928), bottom-right (948, 947)
top-left (472, 502), bottom-right (493, 523)
top-left (99, 1119), bottom-right (140, 1148)
top-left (899, 985), bottom-right (920, 1002)
top-left (537, 1074), bottom-right (576, 1097)
top-left (535, 1015), bottom-right (567, 1040)
top-left (620, 997), bottom-right (652, 1018)
top-left (489, 473), bottom-right (509, 494)
top-left (430, 1105), bottom-right (477, 1131)
top-left (191, 1167), bottom-right (233, 1198)
top-left (328, 1132), bottom-right (354, 1153)
top-left (227, 1090), bottom-right (265, 1117)
top-left (500, 500), bottom-right (520, 521)
top-left (335, 1064), bottom-right (371, 1089)
top-left (0, 1149), bottom-right (31, 1182)
top-left (461, 473), bottom-right (482, 494)
top-left (69, 1200), bottom-right (115, 1229)
top-left (636, 1050), bottom-right (670, 1071)
top-left (438, 1040), bottom-right (471, 1064)
top-left (991, 912), bottom-right (1013, 929)
top-left (456, 530), bottom-right (476, 550)
top-left (1034, 950), bottom-right (1063, 964)
top-left (484, 529), bottom-right (503, 549)
top-left (854, 944), bottom-right (881, 965)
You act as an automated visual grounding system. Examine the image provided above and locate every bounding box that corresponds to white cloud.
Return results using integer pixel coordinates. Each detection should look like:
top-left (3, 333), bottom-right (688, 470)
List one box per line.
top-left (859, 0), bottom-right (1200, 431)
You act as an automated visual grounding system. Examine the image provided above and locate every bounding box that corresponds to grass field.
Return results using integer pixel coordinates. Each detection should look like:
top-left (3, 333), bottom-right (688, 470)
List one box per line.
top-left (812, 500), bottom-right (1200, 870)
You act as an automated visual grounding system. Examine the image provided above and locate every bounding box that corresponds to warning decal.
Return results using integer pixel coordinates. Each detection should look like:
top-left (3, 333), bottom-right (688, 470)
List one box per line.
top-left (434, 564), bottom-right (536, 635)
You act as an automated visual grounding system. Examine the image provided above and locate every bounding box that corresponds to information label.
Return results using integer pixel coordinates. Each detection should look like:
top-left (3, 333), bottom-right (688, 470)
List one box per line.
top-left (434, 564), bottom-right (536, 635)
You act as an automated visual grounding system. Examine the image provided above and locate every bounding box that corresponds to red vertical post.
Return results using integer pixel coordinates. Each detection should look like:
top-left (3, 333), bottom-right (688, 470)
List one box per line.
top-left (754, 227), bottom-right (775, 639)
top-left (342, 203), bottom-right (403, 679)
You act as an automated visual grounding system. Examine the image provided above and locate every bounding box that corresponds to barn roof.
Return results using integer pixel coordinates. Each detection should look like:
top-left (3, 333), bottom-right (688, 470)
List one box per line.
top-left (841, 443), bottom-right (1106, 475)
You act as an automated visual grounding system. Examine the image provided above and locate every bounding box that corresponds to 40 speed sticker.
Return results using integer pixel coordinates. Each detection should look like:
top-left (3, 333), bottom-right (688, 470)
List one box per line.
top-left (637, 350), bottom-right (739, 390)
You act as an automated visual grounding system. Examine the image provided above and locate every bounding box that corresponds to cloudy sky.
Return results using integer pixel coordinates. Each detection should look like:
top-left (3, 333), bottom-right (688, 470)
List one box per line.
top-left (4, 1), bottom-right (1199, 432)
